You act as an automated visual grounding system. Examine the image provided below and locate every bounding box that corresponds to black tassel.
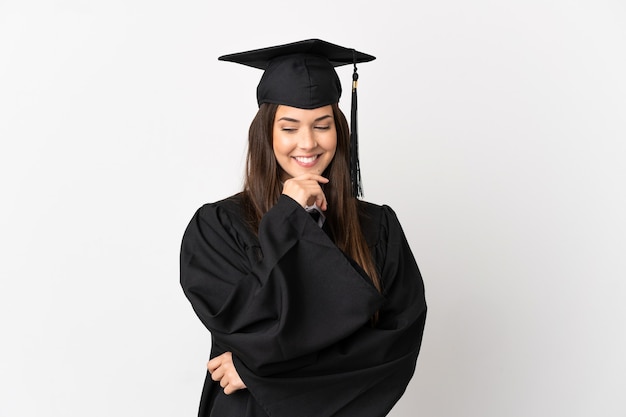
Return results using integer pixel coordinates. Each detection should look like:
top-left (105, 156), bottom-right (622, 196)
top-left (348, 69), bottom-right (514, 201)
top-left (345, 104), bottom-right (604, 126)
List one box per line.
top-left (350, 53), bottom-right (363, 198)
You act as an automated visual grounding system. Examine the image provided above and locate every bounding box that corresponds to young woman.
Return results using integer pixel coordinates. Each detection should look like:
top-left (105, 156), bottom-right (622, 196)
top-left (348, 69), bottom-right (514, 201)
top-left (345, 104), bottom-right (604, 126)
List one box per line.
top-left (180, 39), bottom-right (427, 417)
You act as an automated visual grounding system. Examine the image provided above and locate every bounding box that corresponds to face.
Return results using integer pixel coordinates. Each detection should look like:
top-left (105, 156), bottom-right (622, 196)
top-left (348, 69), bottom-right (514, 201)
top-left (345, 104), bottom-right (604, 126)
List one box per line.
top-left (273, 105), bottom-right (337, 180)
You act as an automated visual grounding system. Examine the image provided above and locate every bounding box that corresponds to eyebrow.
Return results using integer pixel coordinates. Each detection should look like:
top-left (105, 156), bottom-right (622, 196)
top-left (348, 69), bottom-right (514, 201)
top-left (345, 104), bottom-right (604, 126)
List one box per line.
top-left (276, 115), bottom-right (333, 123)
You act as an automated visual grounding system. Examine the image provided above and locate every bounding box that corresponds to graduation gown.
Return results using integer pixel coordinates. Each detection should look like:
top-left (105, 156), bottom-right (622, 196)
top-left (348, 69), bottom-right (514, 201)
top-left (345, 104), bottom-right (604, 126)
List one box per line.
top-left (180, 193), bottom-right (427, 417)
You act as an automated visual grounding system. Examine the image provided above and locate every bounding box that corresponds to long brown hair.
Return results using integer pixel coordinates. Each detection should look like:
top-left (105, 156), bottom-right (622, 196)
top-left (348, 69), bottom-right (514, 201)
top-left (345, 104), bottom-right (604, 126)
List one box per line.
top-left (242, 103), bottom-right (382, 294)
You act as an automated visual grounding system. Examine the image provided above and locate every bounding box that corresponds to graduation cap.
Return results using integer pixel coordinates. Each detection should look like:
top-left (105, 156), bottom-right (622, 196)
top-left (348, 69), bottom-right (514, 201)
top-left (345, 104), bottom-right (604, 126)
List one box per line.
top-left (218, 39), bottom-right (376, 197)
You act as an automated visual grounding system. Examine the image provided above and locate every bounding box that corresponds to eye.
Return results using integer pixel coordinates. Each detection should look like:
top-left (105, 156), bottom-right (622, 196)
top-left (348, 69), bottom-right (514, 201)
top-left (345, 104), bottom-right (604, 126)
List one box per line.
top-left (314, 125), bottom-right (331, 131)
top-left (281, 127), bottom-right (297, 132)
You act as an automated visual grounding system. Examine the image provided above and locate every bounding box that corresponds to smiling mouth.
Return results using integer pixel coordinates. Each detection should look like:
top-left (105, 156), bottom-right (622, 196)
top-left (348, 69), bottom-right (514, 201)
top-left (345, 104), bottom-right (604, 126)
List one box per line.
top-left (293, 155), bottom-right (320, 164)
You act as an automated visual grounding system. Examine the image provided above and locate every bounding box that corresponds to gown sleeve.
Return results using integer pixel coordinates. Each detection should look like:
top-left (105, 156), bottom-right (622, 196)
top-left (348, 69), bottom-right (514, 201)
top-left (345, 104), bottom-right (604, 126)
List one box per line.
top-left (180, 194), bottom-right (386, 375)
top-left (181, 196), bottom-right (426, 417)
top-left (229, 203), bottom-right (427, 417)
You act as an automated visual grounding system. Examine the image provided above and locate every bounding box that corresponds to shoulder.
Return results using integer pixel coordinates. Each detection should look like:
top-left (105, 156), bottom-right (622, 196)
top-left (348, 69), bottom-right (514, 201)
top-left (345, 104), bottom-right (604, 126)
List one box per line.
top-left (357, 200), bottom-right (402, 246)
top-left (197, 192), bottom-right (244, 216)
top-left (357, 199), bottom-right (395, 216)
top-left (186, 192), bottom-right (252, 240)
top-left (357, 199), bottom-right (400, 224)
top-left (193, 192), bottom-right (247, 226)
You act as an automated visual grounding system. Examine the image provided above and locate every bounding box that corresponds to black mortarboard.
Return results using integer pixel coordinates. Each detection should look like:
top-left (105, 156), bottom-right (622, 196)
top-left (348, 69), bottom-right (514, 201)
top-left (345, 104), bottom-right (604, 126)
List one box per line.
top-left (218, 39), bottom-right (375, 197)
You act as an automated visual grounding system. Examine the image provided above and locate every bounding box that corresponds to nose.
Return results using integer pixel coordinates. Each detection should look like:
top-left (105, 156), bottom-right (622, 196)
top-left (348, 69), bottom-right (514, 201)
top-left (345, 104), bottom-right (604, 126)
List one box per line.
top-left (297, 128), bottom-right (317, 150)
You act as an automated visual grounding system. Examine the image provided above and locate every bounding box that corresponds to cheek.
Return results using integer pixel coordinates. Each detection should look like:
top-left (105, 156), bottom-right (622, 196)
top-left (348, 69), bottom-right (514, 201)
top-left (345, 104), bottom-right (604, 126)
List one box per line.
top-left (325, 134), bottom-right (338, 155)
top-left (272, 133), bottom-right (284, 157)
top-left (321, 136), bottom-right (338, 170)
top-left (272, 136), bottom-right (294, 171)
top-left (272, 131), bottom-right (292, 154)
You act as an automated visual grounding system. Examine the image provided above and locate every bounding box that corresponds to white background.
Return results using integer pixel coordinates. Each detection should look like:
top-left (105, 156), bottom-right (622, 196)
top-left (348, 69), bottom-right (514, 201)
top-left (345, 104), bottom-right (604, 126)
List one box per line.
top-left (1, 1), bottom-right (625, 416)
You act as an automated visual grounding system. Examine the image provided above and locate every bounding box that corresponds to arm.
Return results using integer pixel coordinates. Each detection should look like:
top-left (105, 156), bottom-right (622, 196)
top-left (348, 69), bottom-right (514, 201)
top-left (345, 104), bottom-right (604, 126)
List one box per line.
top-left (180, 194), bottom-right (384, 375)
top-left (227, 204), bottom-right (427, 417)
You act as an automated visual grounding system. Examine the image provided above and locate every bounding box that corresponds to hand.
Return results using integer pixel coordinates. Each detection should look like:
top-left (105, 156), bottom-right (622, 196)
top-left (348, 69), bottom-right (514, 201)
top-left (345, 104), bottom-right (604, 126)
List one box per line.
top-left (207, 352), bottom-right (247, 395)
top-left (282, 174), bottom-right (329, 211)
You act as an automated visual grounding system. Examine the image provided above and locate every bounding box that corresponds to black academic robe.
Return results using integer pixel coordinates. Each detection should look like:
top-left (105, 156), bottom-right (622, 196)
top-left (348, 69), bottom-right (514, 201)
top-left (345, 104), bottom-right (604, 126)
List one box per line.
top-left (180, 193), bottom-right (427, 417)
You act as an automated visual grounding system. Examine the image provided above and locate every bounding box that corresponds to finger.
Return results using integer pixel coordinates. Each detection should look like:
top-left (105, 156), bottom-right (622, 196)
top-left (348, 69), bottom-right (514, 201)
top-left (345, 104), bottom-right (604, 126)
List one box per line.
top-left (284, 181), bottom-right (326, 209)
top-left (207, 356), bottom-right (222, 373)
top-left (223, 377), bottom-right (246, 395)
top-left (304, 186), bottom-right (327, 211)
top-left (291, 174), bottom-right (329, 184)
top-left (210, 366), bottom-right (225, 382)
top-left (317, 195), bottom-right (327, 211)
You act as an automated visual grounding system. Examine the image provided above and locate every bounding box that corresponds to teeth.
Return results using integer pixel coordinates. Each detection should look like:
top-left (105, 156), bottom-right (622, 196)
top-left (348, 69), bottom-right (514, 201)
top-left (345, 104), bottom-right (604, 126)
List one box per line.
top-left (295, 155), bottom-right (318, 163)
